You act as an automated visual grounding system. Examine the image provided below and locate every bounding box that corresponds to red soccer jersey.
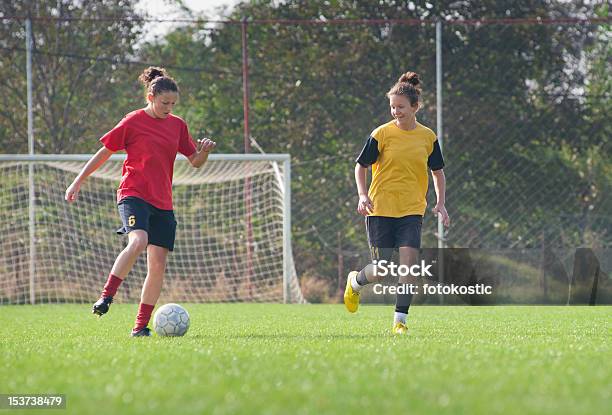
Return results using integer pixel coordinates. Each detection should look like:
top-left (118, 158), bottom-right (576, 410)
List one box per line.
top-left (100, 109), bottom-right (197, 210)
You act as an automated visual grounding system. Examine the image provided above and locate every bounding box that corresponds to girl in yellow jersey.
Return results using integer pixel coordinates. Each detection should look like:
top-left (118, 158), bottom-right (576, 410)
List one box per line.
top-left (344, 72), bottom-right (450, 334)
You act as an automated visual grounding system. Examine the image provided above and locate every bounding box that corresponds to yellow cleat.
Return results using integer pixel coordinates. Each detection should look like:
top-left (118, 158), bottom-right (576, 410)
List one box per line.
top-left (343, 271), bottom-right (360, 313)
top-left (392, 322), bottom-right (408, 335)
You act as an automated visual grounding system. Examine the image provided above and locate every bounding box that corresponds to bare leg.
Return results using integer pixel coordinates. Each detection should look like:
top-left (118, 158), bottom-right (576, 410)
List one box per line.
top-left (96, 230), bottom-right (148, 306)
top-left (140, 244), bottom-right (169, 305)
top-left (110, 230), bottom-right (149, 279)
top-left (131, 245), bottom-right (169, 333)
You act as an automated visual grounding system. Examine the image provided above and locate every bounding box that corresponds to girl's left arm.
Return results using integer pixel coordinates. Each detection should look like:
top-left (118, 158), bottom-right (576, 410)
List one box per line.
top-left (431, 169), bottom-right (450, 227)
top-left (189, 138), bottom-right (217, 168)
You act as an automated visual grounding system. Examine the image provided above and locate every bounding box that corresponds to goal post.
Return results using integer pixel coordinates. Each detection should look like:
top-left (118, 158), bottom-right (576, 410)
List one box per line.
top-left (0, 153), bottom-right (304, 305)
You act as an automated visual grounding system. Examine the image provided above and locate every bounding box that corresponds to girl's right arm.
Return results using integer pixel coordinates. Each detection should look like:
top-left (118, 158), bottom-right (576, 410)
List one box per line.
top-left (65, 146), bottom-right (114, 203)
top-left (354, 164), bottom-right (373, 216)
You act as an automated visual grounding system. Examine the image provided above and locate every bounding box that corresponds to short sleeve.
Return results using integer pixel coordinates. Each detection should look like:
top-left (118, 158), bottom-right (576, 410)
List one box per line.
top-left (355, 135), bottom-right (380, 167)
top-left (428, 140), bottom-right (445, 171)
top-left (178, 121), bottom-right (197, 157)
top-left (99, 118), bottom-right (129, 152)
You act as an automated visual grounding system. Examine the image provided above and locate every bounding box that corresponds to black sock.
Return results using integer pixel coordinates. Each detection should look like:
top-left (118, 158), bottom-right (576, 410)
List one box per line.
top-left (356, 268), bottom-right (369, 286)
top-left (395, 284), bottom-right (412, 314)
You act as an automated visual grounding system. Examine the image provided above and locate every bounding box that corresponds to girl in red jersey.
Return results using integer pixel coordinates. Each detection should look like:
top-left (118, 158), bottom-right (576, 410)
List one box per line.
top-left (65, 67), bottom-right (216, 337)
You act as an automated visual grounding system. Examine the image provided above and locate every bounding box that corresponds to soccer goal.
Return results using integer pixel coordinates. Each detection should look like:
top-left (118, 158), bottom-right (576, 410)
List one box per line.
top-left (0, 154), bottom-right (304, 304)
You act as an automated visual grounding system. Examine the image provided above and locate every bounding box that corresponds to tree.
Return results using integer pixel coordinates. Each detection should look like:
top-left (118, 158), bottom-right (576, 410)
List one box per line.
top-left (3, 0), bottom-right (607, 297)
top-left (0, 0), bottom-right (144, 153)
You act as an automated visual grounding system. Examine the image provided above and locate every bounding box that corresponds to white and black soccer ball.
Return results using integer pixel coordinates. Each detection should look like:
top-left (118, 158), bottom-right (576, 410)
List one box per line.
top-left (153, 303), bottom-right (190, 337)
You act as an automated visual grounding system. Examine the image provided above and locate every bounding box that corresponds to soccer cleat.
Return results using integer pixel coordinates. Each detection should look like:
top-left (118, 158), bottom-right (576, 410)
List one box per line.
top-left (92, 296), bottom-right (113, 317)
top-left (130, 327), bottom-right (151, 337)
top-left (343, 271), bottom-right (360, 313)
top-left (392, 322), bottom-right (408, 335)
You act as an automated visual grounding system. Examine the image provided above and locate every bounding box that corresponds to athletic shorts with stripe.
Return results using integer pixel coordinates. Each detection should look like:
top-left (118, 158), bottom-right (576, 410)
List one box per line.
top-left (366, 215), bottom-right (423, 261)
top-left (116, 196), bottom-right (177, 251)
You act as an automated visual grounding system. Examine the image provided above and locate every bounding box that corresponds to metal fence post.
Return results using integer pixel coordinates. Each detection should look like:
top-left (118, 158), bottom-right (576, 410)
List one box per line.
top-left (26, 18), bottom-right (36, 305)
top-left (436, 19), bottom-right (444, 305)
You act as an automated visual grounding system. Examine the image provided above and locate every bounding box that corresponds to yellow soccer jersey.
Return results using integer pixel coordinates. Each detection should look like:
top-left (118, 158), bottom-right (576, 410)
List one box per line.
top-left (356, 120), bottom-right (444, 217)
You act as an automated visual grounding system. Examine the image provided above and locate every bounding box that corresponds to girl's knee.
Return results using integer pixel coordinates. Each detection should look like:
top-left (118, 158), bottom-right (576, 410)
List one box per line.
top-left (128, 232), bottom-right (148, 253)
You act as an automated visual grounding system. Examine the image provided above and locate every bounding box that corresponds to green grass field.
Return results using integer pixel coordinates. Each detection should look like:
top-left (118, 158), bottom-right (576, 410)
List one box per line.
top-left (0, 304), bottom-right (610, 415)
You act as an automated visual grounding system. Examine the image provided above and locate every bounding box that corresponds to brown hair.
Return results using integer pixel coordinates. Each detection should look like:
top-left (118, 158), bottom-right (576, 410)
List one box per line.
top-left (386, 72), bottom-right (421, 107)
top-left (138, 66), bottom-right (179, 97)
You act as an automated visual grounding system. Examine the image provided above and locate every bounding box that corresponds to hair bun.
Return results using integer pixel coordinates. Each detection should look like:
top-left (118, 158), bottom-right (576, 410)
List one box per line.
top-left (138, 66), bottom-right (168, 86)
top-left (398, 71), bottom-right (420, 86)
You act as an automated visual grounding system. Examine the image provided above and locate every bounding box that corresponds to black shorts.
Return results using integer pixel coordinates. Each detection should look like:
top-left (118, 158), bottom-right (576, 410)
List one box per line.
top-left (366, 215), bottom-right (423, 250)
top-left (116, 197), bottom-right (177, 251)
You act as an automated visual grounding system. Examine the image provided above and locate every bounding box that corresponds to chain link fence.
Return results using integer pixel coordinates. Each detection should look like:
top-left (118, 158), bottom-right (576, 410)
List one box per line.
top-left (1, 5), bottom-right (610, 303)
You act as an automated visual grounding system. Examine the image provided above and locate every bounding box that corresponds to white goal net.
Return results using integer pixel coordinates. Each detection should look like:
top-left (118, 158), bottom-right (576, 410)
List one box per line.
top-left (0, 154), bottom-right (304, 304)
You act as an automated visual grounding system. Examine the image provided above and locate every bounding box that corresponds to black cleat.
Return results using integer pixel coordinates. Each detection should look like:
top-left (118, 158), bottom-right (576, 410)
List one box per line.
top-left (131, 327), bottom-right (151, 337)
top-left (92, 296), bottom-right (113, 316)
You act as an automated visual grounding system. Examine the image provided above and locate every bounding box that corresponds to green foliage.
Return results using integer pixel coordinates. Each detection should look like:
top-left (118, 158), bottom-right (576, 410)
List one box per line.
top-left (0, 0), bottom-right (609, 286)
top-left (0, 0), bottom-right (145, 153)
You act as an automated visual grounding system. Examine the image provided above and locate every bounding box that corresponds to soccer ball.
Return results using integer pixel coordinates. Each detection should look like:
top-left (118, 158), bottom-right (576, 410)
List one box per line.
top-left (153, 303), bottom-right (190, 337)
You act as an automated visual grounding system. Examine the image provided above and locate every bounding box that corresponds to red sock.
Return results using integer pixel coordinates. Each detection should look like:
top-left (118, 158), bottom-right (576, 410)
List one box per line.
top-left (133, 303), bottom-right (155, 332)
top-left (101, 274), bottom-right (123, 298)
